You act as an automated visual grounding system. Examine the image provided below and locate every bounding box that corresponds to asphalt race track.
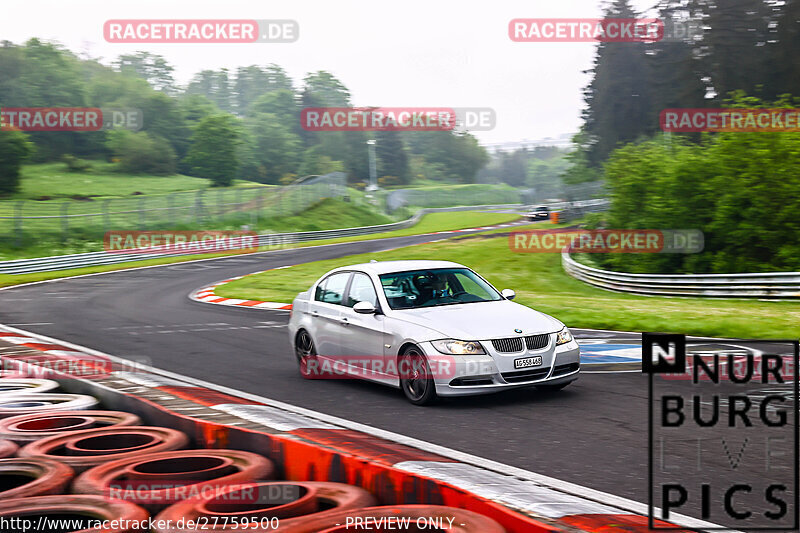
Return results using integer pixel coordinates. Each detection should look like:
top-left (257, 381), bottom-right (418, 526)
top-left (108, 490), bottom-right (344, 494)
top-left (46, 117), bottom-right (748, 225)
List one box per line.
top-left (0, 226), bottom-right (795, 521)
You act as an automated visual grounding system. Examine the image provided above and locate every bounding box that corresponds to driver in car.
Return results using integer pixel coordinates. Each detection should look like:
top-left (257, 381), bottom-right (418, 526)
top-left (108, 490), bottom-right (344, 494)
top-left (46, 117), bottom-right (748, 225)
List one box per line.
top-left (415, 273), bottom-right (456, 306)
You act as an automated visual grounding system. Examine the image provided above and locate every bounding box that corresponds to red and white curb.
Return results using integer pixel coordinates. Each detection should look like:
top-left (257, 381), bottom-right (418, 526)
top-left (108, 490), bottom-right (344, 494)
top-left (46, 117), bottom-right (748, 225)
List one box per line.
top-left (0, 323), bottom-right (729, 533)
top-left (190, 273), bottom-right (293, 311)
top-left (189, 221), bottom-right (527, 312)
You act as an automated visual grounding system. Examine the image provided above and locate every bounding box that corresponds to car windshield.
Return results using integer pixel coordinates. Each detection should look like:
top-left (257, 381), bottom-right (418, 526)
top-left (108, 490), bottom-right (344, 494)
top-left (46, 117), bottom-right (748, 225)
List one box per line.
top-left (378, 268), bottom-right (502, 310)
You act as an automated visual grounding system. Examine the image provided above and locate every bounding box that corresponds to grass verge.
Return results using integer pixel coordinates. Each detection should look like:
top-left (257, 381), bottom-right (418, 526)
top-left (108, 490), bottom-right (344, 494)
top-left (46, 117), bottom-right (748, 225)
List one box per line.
top-left (0, 210), bottom-right (520, 289)
top-left (217, 232), bottom-right (800, 340)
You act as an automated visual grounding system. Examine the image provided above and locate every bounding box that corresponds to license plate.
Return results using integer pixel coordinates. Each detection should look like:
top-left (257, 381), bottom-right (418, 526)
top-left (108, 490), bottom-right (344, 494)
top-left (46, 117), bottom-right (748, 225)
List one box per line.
top-left (514, 356), bottom-right (542, 369)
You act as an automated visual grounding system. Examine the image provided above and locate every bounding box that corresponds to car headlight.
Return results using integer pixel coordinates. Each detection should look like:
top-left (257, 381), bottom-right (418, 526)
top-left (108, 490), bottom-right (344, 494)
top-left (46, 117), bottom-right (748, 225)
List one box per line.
top-left (431, 339), bottom-right (485, 355)
top-left (555, 327), bottom-right (573, 346)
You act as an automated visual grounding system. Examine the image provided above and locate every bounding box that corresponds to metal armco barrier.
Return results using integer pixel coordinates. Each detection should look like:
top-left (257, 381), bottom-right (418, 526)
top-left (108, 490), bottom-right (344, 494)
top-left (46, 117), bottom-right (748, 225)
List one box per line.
top-left (562, 252), bottom-right (800, 298)
top-left (0, 410), bottom-right (142, 443)
top-left (0, 457), bottom-right (74, 498)
top-left (0, 204), bottom-right (523, 275)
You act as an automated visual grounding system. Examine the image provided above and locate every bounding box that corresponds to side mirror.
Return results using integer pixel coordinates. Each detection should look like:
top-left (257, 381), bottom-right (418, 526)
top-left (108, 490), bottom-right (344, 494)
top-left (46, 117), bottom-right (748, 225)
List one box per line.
top-left (353, 301), bottom-right (377, 314)
top-left (501, 289), bottom-right (516, 300)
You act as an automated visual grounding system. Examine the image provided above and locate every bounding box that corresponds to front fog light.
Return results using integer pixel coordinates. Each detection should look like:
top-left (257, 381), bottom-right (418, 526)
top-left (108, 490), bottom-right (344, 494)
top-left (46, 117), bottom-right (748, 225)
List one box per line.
top-left (556, 327), bottom-right (573, 346)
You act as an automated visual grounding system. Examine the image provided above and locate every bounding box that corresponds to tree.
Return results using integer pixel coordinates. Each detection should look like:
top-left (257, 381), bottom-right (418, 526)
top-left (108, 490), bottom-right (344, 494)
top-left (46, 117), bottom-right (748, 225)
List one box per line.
top-left (183, 115), bottom-right (240, 186)
top-left (405, 131), bottom-right (489, 183)
top-left (105, 130), bottom-right (176, 175)
top-left (114, 52), bottom-right (176, 94)
top-left (692, 0), bottom-right (772, 101)
top-left (375, 130), bottom-right (410, 184)
top-left (249, 89), bottom-right (301, 137)
top-left (764, 0), bottom-right (800, 99)
top-left (582, 0), bottom-right (655, 165)
top-left (241, 113), bottom-right (302, 183)
top-left (234, 64), bottom-right (293, 114)
top-left (301, 71), bottom-right (351, 106)
top-left (298, 145), bottom-right (345, 176)
top-left (186, 69), bottom-right (233, 113)
top-left (0, 129), bottom-right (33, 193)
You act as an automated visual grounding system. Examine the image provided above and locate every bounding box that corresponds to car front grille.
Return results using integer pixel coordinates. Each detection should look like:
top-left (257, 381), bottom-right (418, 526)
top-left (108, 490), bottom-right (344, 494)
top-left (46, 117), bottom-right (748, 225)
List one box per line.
top-left (501, 368), bottom-right (550, 383)
top-left (552, 362), bottom-right (580, 376)
top-left (524, 334), bottom-right (550, 350)
top-left (490, 338), bottom-right (524, 353)
top-left (449, 377), bottom-right (494, 387)
top-left (491, 334), bottom-right (551, 353)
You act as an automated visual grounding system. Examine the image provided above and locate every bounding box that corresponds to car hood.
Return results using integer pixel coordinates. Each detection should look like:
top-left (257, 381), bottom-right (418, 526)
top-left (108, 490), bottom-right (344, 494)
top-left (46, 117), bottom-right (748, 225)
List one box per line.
top-left (390, 299), bottom-right (563, 340)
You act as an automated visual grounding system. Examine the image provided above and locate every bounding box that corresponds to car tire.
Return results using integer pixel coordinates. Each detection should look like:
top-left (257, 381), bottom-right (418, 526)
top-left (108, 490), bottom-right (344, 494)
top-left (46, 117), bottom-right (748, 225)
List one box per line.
top-left (399, 347), bottom-right (437, 406)
top-left (294, 330), bottom-right (319, 380)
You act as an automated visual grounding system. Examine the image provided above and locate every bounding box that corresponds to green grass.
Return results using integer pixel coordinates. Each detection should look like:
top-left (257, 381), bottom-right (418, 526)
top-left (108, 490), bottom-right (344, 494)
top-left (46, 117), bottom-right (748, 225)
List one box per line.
top-left (385, 183), bottom-right (521, 208)
top-left (6, 162), bottom-right (265, 201)
top-left (217, 232), bottom-right (800, 340)
top-left (0, 197), bottom-right (394, 260)
top-left (0, 209), bottom-right (521, 288)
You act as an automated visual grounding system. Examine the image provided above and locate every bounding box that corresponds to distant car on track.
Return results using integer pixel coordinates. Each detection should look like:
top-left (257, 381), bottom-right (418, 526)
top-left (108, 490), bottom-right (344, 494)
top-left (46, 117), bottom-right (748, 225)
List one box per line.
top-left (524, 205), bottom-right (550, 221)
top-left (288, 260), bottom-right (580, 405)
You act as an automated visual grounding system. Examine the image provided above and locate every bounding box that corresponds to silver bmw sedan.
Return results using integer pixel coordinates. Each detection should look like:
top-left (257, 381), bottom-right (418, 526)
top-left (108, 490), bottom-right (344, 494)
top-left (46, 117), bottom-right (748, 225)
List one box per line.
top-left (288, 260), bottom-right (580, 405)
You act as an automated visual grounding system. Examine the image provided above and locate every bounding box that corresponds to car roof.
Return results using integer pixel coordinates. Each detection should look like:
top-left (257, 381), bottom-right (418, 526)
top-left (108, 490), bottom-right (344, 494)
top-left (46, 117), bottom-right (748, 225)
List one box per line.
top-left (331, 260), bottom-right (466, 276)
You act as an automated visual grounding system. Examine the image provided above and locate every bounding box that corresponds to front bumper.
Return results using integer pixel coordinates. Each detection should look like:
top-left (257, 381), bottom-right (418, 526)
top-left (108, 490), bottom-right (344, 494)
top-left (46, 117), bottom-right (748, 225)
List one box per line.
top-left (420, 338), bottom-right (580, 397)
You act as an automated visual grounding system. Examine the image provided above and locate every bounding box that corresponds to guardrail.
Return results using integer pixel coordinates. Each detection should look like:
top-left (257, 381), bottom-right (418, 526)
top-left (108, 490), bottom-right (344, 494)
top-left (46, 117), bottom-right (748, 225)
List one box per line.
top-left (562, 252), bottom-right (800, 299)
top-left (0, 204), bottom-right (522, 275)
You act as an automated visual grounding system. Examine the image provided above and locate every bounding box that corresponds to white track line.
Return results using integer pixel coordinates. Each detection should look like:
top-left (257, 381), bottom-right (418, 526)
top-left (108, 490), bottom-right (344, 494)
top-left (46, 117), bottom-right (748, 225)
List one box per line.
top-left (0, 323), bottom-right (736, 532)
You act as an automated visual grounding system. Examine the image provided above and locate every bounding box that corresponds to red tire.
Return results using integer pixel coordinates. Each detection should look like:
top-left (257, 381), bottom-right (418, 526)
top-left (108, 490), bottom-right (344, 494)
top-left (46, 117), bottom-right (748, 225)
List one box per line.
top-left (154, 481), bottom-right (375, 532)
top-left (0, 457), bottom-right (74, 498)
top-left (0, 410), bottom-right (142, 443)
top-left (74, 449), bottom-right (275, 511)
top-left (0, 494), bottom-right (148, 533)
top-left (279, 505), bottom-right (506, 533)
top-left (0, 438), bottom-right (18, 458)
top-left (19, 426), bottom-right (188, 473)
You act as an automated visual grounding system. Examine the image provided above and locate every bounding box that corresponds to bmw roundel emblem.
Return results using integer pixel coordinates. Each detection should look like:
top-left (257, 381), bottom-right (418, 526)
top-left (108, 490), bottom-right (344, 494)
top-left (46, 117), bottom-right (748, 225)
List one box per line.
top-left (514, 328), bottom-right (523, 334)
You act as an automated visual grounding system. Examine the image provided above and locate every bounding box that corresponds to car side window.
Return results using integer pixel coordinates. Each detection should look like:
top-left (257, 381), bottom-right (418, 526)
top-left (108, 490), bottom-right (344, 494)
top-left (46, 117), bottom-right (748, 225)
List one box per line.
top-left (315, 272), bottom-right (350, 305)
top-left (345, 273), bottom-right (378, 308)
top-left (314, 277), bottom-right (327, 301)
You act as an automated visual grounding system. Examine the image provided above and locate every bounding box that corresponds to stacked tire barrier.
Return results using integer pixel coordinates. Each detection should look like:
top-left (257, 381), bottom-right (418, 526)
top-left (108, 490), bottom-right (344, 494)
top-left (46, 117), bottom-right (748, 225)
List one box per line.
top-left (0, 371), bottom-right (512, 532)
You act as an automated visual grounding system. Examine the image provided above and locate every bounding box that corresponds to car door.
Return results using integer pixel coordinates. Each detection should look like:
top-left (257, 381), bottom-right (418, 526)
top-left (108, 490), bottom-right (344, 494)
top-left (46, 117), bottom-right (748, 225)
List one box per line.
top-left (339, 272), bottom-right (389, 382)
top-left (309, 272), bottom-right (351, 360)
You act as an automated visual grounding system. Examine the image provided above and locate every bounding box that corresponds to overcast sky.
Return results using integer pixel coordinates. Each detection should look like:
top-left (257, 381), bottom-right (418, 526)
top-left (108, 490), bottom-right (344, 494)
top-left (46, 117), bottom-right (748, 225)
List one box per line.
top-left (2, 0), bottom-right (655, 145)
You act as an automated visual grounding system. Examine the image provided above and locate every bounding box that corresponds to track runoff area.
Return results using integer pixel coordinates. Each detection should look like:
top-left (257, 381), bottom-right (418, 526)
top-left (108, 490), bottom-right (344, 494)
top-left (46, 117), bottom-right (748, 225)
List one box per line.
top-left (0, 219), bottom-right (796, 531)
